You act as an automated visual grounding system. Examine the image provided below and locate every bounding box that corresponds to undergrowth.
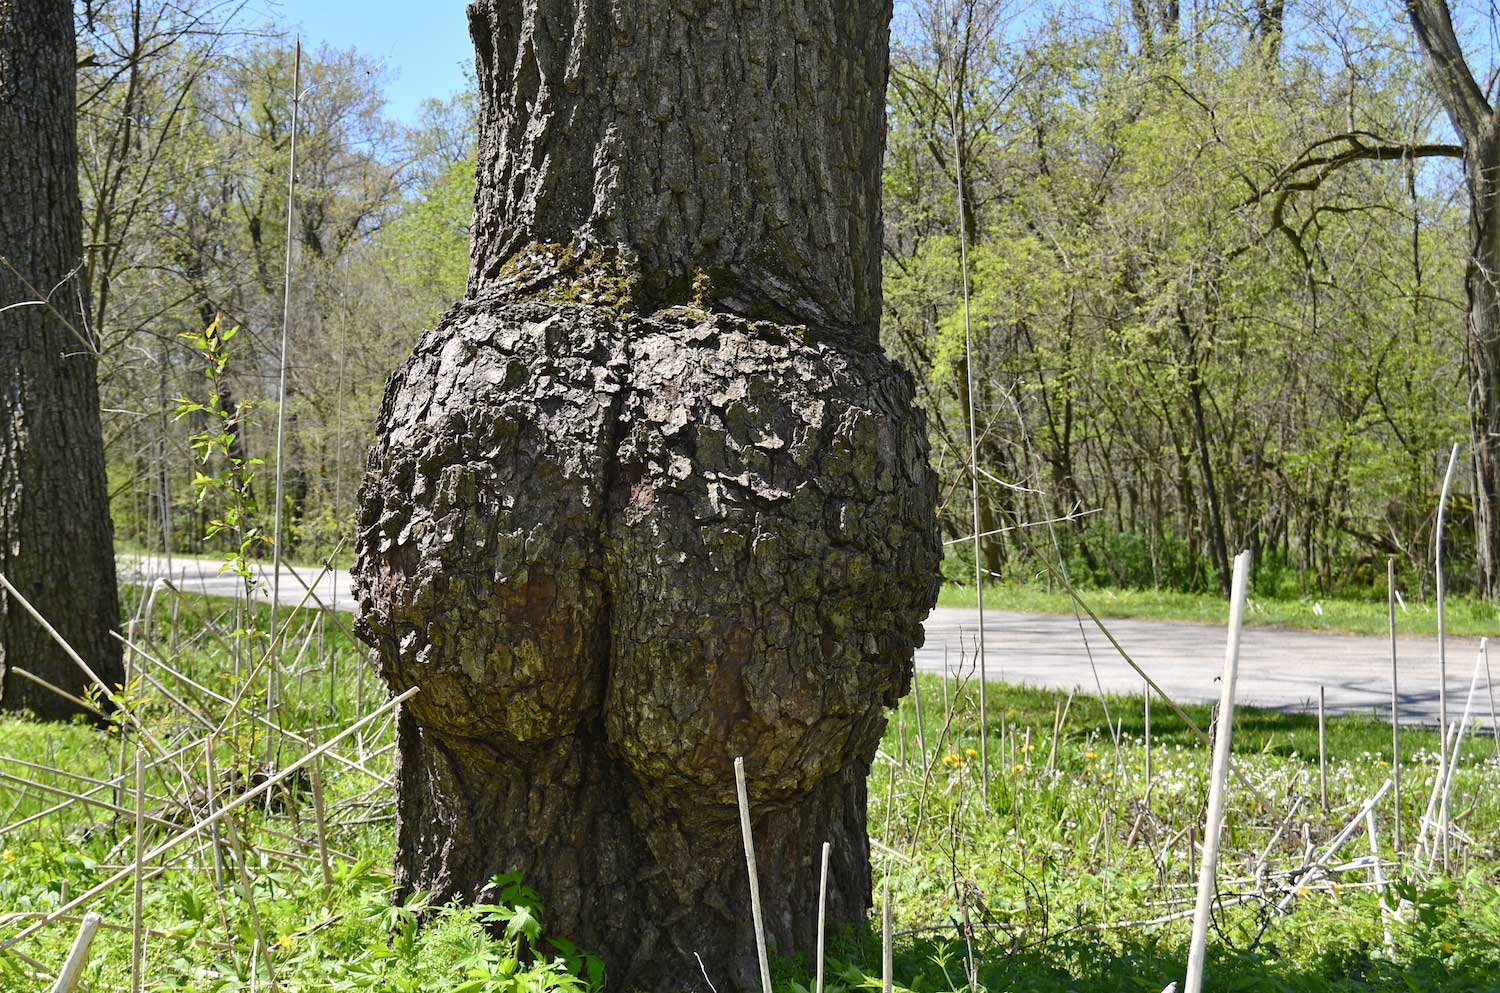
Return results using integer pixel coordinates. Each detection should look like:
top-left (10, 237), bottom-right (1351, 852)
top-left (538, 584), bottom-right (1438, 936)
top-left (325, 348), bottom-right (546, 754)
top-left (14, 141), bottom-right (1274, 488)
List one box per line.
top-left (0, 591), bottom-right (1498, 991)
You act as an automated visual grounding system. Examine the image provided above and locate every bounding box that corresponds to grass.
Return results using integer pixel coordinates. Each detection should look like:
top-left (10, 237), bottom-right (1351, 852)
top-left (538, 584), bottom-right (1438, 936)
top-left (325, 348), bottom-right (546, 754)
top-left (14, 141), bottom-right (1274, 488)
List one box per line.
top-left (1, 589), bottom-right (1499, 991)
top-left (938, 581), bottom-right (1500, 638)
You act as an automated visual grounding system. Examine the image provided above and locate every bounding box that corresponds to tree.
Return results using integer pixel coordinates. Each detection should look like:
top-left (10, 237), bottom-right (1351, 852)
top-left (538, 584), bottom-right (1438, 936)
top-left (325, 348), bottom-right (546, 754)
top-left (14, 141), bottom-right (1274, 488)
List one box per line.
top-left (1403, 0), bottom-right (1500, 597)
top-left (0, 0), bottom-right (123, 719)
top-left (353, 1), bottom-right (940, 989)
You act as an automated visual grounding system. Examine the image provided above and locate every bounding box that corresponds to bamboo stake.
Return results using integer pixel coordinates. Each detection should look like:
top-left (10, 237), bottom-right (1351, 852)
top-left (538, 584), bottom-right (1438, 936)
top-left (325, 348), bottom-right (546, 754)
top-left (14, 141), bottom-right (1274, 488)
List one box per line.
top-left (1388, 558), bottom-right (1401, 853)
top-left (1434, 442), bottom-right (1459, 870)
top-left (815, 841), bottom-right (830, 993)
top-left (49, 913), bottom-right (101, 993)
top-left (1365, 809), bottom-right (1394, 954)
top-left (131, 748), bottom-right (146, 993)
top-left (1318, 686), bottom-right (1328, 813)
top-left (733, 757), bottom-right (772, 993)
top-left (1484, 639), bottom-right (1498, 759)
top-left (882, 875), bottom-right (894, 993)
top-left (1144, 683), bottom-right (1153, 793)
top-left (1184, 550), bottom-right (1250, 993)
top-left (1434, 645), bottom-right (1485, 861)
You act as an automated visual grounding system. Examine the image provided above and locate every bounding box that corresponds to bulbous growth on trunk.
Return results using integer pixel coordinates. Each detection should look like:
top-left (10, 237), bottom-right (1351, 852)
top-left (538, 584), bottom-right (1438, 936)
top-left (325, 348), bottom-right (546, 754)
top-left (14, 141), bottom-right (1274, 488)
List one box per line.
top-left (356, 1), bottom-right (939, 988)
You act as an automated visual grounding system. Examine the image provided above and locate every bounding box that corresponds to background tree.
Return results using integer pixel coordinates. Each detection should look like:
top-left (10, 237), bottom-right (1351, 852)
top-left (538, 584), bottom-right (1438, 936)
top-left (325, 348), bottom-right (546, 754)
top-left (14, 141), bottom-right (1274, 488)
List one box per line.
top-left (0, 0), bottom-right (123, 718)
top-left (354, 0), bottom-right (941, 989)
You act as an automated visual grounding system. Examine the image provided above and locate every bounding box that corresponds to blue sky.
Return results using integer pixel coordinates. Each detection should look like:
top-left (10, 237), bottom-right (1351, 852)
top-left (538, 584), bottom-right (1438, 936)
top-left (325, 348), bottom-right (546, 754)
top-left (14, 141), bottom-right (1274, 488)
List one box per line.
top-left (272, 0), bottom-right (472, 121)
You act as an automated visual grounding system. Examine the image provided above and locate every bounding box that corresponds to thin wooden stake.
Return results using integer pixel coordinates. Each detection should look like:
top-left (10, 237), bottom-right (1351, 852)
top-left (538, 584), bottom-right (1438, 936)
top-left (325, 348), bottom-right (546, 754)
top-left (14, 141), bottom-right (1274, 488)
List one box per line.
top-left (49, 913), bottom-right (102, 993)
top-left (815, 841), bottom-right (830, 993)
top-left (881, 875), bottom-right (894, 993)
top-left (1318, 686), bottom-right (1328, 813)
top-left (131, 748), bottom-right (146, 993)
top-left (1388, 558), bottom-right (1401, 853)
top-left (1434, 442), bottom-right (1460, 871)
top-left (1144, 683), bottom-right (1153, 793)
top-left (1185, 549), bottom-right (1250, 993)
top-left (733, 757), bottom-right (773, 993)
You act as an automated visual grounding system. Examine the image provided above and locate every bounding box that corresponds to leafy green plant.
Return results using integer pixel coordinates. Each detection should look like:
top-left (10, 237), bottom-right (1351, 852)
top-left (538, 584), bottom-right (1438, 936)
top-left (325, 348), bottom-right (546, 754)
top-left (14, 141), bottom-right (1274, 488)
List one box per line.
top-left (174, 315), bottom-right (268, 589)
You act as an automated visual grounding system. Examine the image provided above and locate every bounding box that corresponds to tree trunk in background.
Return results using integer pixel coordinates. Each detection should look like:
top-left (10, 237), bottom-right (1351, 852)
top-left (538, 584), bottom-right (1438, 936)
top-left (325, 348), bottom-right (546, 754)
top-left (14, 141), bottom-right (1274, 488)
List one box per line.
top-left (0, 0), bottom-right (123, 719)
top-left (1405, 0), bottom-right (1500, 597)
top-left (355, 2), bottom-right (940, 990)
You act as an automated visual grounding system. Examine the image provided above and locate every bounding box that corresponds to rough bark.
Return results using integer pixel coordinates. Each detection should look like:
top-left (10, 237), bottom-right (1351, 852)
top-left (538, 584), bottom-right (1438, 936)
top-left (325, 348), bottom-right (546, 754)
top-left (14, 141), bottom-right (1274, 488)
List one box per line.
top-left (465, 0), bottom-right (890, 334)
top-left (0, 0), bottom-right (124, 719)
top-left (357, 5), bottom-right (939, 986)
top-left (358, 302), bottom-right (938, 989)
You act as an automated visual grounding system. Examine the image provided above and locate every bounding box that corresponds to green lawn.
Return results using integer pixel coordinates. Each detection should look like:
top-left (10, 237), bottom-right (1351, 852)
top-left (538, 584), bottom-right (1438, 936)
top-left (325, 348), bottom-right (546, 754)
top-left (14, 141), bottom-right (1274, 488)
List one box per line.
top-left (939, 582), bottom-right (1500, 638)
top-left (2, 591), bottom-right (1498, 991)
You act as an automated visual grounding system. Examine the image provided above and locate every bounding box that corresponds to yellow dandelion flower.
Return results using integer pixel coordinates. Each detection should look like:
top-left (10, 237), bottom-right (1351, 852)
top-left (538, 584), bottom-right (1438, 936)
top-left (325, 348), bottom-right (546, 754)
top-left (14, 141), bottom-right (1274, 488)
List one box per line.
top-left (1296, 885), bottom-right (1309, 896)
top-left (1011, 764), bottom-right (1024, 773)
top-left (277, 934), bottom-right (294, 950)
top-left (1024, 743), bottom-right (1035, 752)
top-left (1086, 750), bottom-right (1098, 760)
top-left (1443, 940), bottom-right (1455, 953)
top-left (964, 748), bottom-right (978, 758)
top-left (1, 849), bottom-right (12, 863)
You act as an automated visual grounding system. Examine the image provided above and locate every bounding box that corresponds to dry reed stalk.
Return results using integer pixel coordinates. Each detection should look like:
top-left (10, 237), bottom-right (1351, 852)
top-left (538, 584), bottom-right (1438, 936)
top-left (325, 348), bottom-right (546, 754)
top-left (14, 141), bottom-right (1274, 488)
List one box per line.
top-left (733, 757), bottom-right (773, 993)
top-left (49, 913), bottom-right (101, 993)
top-left (222, 808), bottom-right (279, 990)
top-left (0, 688), bottom-right (416, 954)
top-left (309, 749), bottom-right (334, 909)
top-left (1277, 778), bottom-right (1393, 914)
top-left (1184, 550), bottom-right (1250, 993)
top-left (5, 667), bottom-right (103, 717)
top-left (121, 637), bottom-right (389, 784)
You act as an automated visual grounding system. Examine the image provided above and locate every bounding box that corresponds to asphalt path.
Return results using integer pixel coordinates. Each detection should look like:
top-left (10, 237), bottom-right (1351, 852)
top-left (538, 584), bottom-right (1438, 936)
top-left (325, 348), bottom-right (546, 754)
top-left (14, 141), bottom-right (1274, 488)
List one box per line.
top-left (120, 553), bottom-right (1495, 729)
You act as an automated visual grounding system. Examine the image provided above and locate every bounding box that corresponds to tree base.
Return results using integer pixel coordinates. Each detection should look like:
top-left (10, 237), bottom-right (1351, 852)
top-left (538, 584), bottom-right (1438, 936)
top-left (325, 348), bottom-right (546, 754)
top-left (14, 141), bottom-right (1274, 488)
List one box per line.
top-left (357, 298), bottom-right (939, 990)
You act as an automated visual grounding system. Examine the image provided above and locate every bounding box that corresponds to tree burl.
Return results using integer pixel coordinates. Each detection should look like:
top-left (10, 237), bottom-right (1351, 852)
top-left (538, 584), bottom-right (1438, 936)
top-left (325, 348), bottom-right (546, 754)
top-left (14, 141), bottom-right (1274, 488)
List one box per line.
top-left (354, 1), bottom-right (940, 988)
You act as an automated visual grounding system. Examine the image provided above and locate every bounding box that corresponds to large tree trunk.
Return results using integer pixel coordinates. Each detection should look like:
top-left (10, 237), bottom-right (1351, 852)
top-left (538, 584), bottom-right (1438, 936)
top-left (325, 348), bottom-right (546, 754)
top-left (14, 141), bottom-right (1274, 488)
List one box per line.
top-left (0, 0), bottom-right (123, 720)
top-left (355, 2), bottom-right (939, 989)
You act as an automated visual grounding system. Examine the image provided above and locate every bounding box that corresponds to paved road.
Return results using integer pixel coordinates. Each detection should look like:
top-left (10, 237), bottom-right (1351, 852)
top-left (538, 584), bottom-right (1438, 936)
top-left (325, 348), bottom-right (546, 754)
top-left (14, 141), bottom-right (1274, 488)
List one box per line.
top-left (121, 553), bottom-right (1495, 728)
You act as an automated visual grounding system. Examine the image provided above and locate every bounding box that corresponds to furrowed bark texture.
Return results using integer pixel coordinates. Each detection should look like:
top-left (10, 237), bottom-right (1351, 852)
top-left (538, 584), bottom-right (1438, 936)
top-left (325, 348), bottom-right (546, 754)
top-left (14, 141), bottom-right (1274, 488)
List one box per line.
top-left (466, 0), bottom-right (890, 334)
top-left (0, 0), bottom-right (123, 719)
top-left (357, 2), bottom-right (939, 988)
top-left (358, 303), bottom-right (938, 989)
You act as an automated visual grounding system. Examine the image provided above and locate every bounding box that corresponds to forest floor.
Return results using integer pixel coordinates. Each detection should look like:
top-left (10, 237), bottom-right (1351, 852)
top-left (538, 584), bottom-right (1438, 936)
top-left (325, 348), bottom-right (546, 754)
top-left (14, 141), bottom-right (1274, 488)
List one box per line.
top-left (1, 591), bottom-right (1498, 991)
